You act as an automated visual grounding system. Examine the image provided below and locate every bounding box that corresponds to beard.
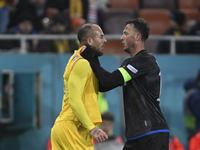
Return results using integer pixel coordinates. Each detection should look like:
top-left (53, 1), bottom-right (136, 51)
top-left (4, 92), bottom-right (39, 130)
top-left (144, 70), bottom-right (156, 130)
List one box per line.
top-left (91, 46), bottom-right (104, 57)
top-left (124, 48), bottom-right (131, 54)
top-left (124, 42), bottom-right (134, 54)
top-left (93, 49), bottom-right (104, 56)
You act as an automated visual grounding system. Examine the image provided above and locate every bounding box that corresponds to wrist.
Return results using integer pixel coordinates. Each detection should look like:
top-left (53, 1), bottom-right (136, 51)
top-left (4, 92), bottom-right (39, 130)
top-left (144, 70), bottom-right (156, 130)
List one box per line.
top-left (90, 127), bottom-right (97, 133)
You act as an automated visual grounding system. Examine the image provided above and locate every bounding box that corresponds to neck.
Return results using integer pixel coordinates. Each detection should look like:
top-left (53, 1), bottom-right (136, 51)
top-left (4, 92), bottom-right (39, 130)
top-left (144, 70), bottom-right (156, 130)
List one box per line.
top-left (79, 43), bottom-right (95, 56)
top-left (130, 41), bottom-right (145, 57)
top-left (79, 42), bottom-right (86, 48)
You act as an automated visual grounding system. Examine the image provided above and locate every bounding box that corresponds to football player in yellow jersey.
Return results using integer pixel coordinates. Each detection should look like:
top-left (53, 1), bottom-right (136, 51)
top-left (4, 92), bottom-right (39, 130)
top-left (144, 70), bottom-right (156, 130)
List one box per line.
top-left (51, 24), bottom-right (108, 150)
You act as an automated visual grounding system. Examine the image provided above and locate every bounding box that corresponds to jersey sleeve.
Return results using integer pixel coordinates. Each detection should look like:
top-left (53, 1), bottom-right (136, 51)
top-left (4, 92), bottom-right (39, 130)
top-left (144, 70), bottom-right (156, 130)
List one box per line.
top-left (81, 45), bottom-right (131, 91)
top-left (118, 67), bottom-right (132, 82)
top-left (68, 59), bottom-right (95, 131)
top-left (123, 56), bottom-right (155, 79)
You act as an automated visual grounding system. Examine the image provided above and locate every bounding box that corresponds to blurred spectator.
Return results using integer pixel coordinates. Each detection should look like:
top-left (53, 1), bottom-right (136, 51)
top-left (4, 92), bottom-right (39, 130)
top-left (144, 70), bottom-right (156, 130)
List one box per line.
top-left (189, 129), bottom-right (200, 150)
top-left (0, 0), bottom-right (12, 33)
top-left (46, 0), bottom-right (69, 13)
top-left (97, 92), bottom-right (109, 114)
top-left (46, 137), bottom-right (52, 150)
top-left (169, 135), bottom-right (186, 150)
top-left (70, 17), bottom-right (86, 48)
top-left (188, 8), bottom-right (200, 54)
top-left (94, 0), bottom-right (110, 10)
top-left (95, 92), bottom-right (109, 130)
top-left (41, 13), bottom-right (78, 53)
top-left (94, 0), bottom-right (110, 25)
top-left (71, 17), bottom-right (87, 34)
top-left (183, 69), bottom-right (200, 140)
top-left (94, 111), bottom-right (123, 150)
top-left (8, 0), bottom-right (57, 33)
top-left (87, 0), bottom-right (97, 23)
top-left (69, 0), bottom-right (89, 21)
top-left (69, 0), bottom-right (82, 19)
top-left (157, 11), bottom-right (190, 54)
top-left (0, 13), bottom-right (46, 53)
top-left (185, 19), bottom-right (197, 33)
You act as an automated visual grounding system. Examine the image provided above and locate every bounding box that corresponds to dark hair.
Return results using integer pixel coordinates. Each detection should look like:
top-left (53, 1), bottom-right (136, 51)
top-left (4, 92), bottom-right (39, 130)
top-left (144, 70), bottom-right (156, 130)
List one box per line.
top-left (49, 13), bottom-right (66, 27)
top-left (77, 24), bottom-right (93, 43)
top-left (101, 111), bottom-right (114, 121)
top-left (18, 13), bottom-right (34, 24)
top-left (126, 18), bottom-right (150, 41)
top-left (170, 11), bottom-right (185, 26)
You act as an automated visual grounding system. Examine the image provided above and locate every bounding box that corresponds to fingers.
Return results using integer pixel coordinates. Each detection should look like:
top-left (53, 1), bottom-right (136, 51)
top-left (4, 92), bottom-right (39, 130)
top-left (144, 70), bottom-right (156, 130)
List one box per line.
top-left (96, 134), bottom-right (107, 142)
top-left (92, 129), bottom-right (108, 143)
top-left (102, 131), bottom-right (108, 141)
top-left (90, 128), bottom-right (108, 143)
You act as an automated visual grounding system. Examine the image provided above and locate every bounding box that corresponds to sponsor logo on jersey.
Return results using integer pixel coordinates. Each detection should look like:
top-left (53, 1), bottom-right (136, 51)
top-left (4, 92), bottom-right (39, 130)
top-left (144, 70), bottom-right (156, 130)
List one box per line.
top-left (127, 64), bottom-right (138, 74)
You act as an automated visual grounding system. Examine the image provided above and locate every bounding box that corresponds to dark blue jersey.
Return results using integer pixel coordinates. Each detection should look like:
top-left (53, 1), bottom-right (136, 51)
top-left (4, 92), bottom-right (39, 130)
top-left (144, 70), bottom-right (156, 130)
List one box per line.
top-left (122, 50), bottom-right (169, 138)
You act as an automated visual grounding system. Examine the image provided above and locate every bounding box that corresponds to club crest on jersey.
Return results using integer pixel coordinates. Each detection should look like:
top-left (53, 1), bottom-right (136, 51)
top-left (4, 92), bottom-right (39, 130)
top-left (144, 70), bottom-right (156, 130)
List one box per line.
top-left (127, 64), bottom-right (138, 74)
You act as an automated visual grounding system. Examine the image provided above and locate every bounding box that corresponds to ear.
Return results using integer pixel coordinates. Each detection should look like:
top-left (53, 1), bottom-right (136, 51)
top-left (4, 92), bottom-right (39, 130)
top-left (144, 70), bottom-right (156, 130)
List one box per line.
top-left (135, 33), bottom-right (140, 41)
top-left (86, 37), bottom-right (93, 46)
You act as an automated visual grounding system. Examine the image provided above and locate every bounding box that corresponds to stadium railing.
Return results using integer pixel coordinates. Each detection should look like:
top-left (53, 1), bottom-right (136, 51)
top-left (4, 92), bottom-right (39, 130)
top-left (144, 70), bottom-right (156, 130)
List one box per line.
top-left (0, 34), bottom-right (200, 55)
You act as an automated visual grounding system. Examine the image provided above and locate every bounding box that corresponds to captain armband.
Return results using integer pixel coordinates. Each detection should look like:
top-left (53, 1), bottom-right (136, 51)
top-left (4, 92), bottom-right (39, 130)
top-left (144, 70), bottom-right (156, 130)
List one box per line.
top-left (118, 67), bottom-right (132, 82)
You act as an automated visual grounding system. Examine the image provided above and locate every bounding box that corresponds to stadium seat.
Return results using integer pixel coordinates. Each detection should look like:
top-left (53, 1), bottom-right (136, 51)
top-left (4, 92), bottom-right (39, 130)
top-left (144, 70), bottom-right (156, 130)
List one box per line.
top-left (99, 9), bottom-right (136, 34)
top-left (141, 0), bottom-right (177, 11)
top-left (180, 9), bottom-right (199, 21)
top-left (109, 0), bottom-right (139, 9)
top-left (139, 9), bottom-right (170, 35)
top-left (178, 0), bottom-right (200, 9)
top-left (103, 40), bottom-right (126, 54)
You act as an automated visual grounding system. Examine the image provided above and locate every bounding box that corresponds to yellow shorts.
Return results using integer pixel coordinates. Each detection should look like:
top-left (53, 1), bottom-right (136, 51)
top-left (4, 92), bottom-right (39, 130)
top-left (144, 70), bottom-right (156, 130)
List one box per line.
top-left (51, 120), bottom-right (94, 150)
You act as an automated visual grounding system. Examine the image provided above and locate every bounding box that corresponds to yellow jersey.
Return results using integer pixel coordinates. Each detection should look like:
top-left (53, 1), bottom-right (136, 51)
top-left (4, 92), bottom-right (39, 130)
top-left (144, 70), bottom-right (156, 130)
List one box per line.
top-left (55, 47), bottom-right (102, 131)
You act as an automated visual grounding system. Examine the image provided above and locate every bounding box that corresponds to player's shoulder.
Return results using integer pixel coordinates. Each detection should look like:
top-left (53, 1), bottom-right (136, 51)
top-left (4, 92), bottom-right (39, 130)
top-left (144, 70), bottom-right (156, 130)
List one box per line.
top-left (71, 58), bottom-right (90, 75)
top-left (128, 50), bottom-right (158, 69)
top-left (71, 52), bottom-right (89, 65)
top-left (72, 57), bottom-right (90, 72)
top-left (139, 50), bottom-right (157, 63)
top-left (76, 57), bottom-right (90, 66)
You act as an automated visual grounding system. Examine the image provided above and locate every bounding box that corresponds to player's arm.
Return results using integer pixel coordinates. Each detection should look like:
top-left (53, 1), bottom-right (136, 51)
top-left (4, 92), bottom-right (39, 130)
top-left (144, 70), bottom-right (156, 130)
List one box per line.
top-left (68, 60), bottom-right (95, 130)
top-left (68, 59), bottom-right (108, 142)
top-left (81, 46), bottom-right (132, 92)
top-left (98, 66), bottom-right (132, 92)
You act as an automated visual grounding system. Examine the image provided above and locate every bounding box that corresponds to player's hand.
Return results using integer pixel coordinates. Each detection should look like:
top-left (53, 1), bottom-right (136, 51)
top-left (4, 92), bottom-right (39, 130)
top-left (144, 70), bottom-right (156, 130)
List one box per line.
top-left (80, 45), bottom-right (94, 60)
top-left (90, 127), bottom-right (108, 143)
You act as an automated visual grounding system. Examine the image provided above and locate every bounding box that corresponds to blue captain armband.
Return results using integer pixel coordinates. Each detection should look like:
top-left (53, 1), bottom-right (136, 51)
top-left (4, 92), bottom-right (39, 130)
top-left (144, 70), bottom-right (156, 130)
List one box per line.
top-left (118, 67), bottom-right (132, 82)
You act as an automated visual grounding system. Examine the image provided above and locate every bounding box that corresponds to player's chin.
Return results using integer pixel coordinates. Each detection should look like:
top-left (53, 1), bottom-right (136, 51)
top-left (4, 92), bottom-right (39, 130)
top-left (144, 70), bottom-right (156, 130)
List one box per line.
top-left (97, 51), bottom-right (104, 56)
top-left (95, 50), bottom-right (104, 56)
top-left (124, 48), bottom-right (130, 54)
